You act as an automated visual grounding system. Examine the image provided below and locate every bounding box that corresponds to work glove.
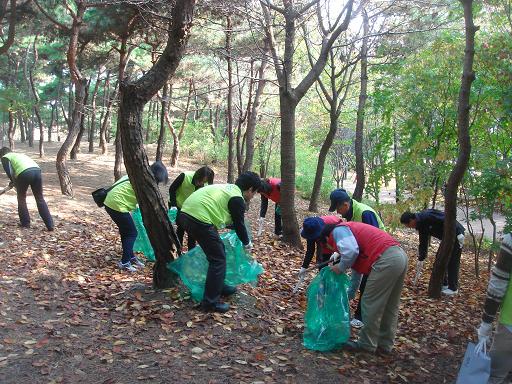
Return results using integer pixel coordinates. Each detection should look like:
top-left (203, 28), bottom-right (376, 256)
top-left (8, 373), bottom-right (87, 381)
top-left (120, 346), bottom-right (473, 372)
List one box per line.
top-left (257, 217), bottom-right (265, 236)
top-left (457, 234), bottom-right (465, 249)
top-left (477, 321), bottom-right (492, 344)
top-left (329, 252), bottom-right (340, 263)
top-left (413, 260), bottom-right (424, 286)
top-left (298, 267), bottom-right (307, 279)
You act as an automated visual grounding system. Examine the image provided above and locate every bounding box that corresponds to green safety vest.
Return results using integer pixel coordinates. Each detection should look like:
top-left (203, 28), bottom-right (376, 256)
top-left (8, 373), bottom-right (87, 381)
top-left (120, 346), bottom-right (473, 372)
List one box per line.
top-left (104, 175), bottom-right (137, 213)
top-left (499, 234), bottom-right (512, 325)
top-left (351, 199), bottom-right (386, 230)
top-left (2, 152), bottom-right (39, 178)
top-left (176, 171), bottom-right (196, 208)
top-left (500, 280), bottom-right (512, 326)
top-left (181, 184), bottom-right (243, 229)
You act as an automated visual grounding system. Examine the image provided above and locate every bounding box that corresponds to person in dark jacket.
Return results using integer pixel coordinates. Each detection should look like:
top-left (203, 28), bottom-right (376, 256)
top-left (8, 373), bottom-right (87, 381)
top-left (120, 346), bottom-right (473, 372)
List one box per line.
top-left (258, 177), bottom-right (282, 237)
top-left (168, 166), bottom-right (214, 249)
top-left (0, 147), bottom-right (54, 231)
top-left (104, 161), bottom-right (168, 272)
top-left (178, 171), bottom-right (262, 313)
top-left (400, 209), bottom-right (465, 295)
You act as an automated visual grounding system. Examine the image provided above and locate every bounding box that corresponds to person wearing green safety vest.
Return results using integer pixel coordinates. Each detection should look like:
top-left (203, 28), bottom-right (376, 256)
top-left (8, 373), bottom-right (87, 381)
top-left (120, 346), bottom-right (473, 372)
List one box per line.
top-left (103, 161), bottom-right (168, 272)
top-left (477, 233), bottom-right (512, 383)
top-left (178, 171), bottom-right (262, 313)
top-left (329, 188), bottom-right (385, 330)
top-left (168, 166), bottom-right (214, 250)
top-left (0, 147), bottom-right (54, 231)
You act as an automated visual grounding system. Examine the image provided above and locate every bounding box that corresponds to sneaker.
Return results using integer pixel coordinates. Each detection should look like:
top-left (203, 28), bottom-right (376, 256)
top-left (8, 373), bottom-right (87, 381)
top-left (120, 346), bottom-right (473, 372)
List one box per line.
top-left (350, 318), bottom-right (364, 329)
top-left (442, 285), bottom-right (449, 290)
top-left (130, 257), bottom-right (145, 268)
top-left (442, 288), bottom-right (458, 296)
top-left (221, 284), bottom-right (237, 296)
top-left (118, 261), bottom-right (137, 272)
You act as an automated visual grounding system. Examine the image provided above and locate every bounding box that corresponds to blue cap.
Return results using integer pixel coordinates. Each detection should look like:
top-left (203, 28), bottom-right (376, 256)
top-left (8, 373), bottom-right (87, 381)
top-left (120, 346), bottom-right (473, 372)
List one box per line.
top-left (329, 189), bottom-right (351, 212)
top-left (301, 217), bottom-right (325, 241)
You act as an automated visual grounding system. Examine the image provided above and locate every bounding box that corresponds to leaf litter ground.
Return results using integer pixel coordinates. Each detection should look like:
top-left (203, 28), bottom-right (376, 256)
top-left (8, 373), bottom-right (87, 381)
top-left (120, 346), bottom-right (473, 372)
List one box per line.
top-left (0, 143), bottom-right (490, 383)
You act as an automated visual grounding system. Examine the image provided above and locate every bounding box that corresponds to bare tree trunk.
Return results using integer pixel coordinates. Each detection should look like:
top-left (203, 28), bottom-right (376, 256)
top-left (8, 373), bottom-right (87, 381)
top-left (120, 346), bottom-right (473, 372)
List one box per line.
top-left (118, 0), bottom-right (194, 289)
top-left (48, 101), bottom-right (56, 143)
top-left (88, 69), bottom-right (102, 153)
top-left (56, 78), bottom-right (87, 196)
top-left (100, 77), bottom-right (117, 155)
top-left (114, 35), bottom-right (131, 180)
top-left (18, 112), bottom-right (25, 143)
top-left (0, 0), bottom-right (17, 56)
top-left (156, 82), bottom-right (168, 162)
top-left (428, 0), bottom-right (476, 298)
top-left (171, 79), bottom-right (192, 166)
top-left (243, 46), bottom-right (268, 172)
top-left (353, 10), bottom-right (369, 201)
top-left (309, 112), bottom-right (337, 212)
top-left (70, 79), bottom-right (90, 159)
top-left (226, 15), bottom-right (235, 183)
top-left (7, 110), bottom-right (14, 149)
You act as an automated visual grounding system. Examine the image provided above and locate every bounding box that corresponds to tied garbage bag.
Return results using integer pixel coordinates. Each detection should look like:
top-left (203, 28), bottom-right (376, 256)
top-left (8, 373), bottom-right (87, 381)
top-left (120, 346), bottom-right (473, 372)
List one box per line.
top-left (168, 231), bottom-right (264, 301)
top-left (132, 207), bottom-right (178, 262)
top-left (303, 267), bottom-right (350, 351)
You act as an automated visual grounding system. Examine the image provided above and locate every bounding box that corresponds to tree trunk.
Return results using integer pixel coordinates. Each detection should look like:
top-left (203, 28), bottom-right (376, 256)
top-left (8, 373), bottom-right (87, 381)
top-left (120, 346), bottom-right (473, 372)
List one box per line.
top-left (353, 10), bottom-right (369, 201)
top-left (243, 48), bottom-right (268, 172)
top-left (48, 102), bottom-right (56, 143)
top-left (118, 0), bottom-right (195, 289)
top-left (88, 70), bottom-right (102, 153)
top-left (280, 95), bottom-right (302, 247)
top-left (100, 77), bottom-right (116, 155)
top-left (226, 15), bottom-right (235, 183)
top-left (114, 34), bottom-right (131, 180)
top-left (156, 82), bottom-right (168, 162)
top-left (7, 110), bottom-right (14, 149)
top-left (56, 78), bottom-right (87, 196)
top-left (70, 79), bottom-right (90, 159)
top-left (18, 112), bottom-right (25, 143)
top-left (428, 0), bottom-right (476, 298)
top-left (309, 111), bottom-right (337, 212)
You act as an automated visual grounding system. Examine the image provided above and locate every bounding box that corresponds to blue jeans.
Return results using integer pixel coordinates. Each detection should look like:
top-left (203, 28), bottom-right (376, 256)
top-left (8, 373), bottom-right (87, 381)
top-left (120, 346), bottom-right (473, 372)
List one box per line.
top-left (15, 168), bottom-right (54, 230)
top-left (105, 206), bottom-right (137, 263)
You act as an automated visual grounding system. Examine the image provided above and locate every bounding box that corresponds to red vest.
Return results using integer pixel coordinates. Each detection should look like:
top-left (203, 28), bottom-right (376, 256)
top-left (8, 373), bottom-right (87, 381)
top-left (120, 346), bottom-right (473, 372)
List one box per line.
top-left (326, 222), bottom-right (400, 274)
top-left (262, 178), bottom-right (281, 203)
top-left (317, 216), bottom-right (343, 254)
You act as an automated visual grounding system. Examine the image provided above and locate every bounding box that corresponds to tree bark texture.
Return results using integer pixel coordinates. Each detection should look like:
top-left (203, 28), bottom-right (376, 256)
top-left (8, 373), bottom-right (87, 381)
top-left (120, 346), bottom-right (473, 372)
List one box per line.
top-left (226, 15), bottom-right (235, 183)
top-left (156, 82), bottom-right (168, 162)
top-left (56, 78), bottom-right (87, 196)
top-left (428, 0), bottom-right (476, 298)
top-left (118, 0), bottom-right (195, 289)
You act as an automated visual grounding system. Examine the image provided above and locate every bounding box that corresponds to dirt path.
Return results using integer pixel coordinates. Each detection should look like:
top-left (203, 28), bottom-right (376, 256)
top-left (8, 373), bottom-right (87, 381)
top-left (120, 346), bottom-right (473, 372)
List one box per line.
top-left (0, 142), bottom-right (490, 383)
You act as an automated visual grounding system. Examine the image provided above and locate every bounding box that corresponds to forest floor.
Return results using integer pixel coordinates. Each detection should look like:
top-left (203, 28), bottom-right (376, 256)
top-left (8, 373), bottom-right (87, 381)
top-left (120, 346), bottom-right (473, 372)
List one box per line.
top-left (0, 142), bottom-right (494, 384)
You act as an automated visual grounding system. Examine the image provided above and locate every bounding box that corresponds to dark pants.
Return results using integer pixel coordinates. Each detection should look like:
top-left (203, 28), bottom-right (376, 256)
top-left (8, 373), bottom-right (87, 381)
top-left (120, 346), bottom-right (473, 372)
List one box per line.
top-left (274, 204), bottom-right (282, 236)
top-left (178, 212), bottom-right (227, 306)
top-left (439, 241), bottom-right (462, 291)
top-left (15, 168), bottom-right (53, 230)
top-left (105, 206), bottom-right (137, 263)
top-left (175, 208), bottom-right (197, 250)
top-left (354, 274), bottom-right (369, 321)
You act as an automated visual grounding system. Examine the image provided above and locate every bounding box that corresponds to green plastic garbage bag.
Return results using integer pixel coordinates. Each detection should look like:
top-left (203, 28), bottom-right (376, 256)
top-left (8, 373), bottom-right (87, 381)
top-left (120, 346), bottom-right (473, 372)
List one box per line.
top-left (303, 267), bottom-right (351, 351)
top-left (132, 207), bottom-right (178, 262)
top-left (168, 230), bottom-right (264, 302)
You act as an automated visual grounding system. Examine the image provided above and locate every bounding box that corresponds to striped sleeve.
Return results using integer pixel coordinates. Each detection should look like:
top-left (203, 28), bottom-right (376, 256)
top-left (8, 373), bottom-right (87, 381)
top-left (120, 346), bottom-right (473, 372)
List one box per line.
top-left (482, 233), bottom-right (512, 323)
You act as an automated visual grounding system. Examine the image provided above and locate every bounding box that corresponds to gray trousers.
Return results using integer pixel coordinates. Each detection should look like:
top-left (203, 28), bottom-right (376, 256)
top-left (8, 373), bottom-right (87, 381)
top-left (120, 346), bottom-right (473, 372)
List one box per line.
top-left (359, 246), bottom-right (408, 352)
top-left (488, 323), bottom-right (512, 384)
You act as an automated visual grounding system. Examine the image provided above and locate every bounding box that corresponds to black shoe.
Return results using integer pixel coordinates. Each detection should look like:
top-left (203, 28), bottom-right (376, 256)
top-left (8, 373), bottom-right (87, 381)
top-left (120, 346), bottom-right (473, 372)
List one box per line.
top-left (221, 284), bottom-right (237, 296)
top-left (200, 302), bottom-right (230, 313)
